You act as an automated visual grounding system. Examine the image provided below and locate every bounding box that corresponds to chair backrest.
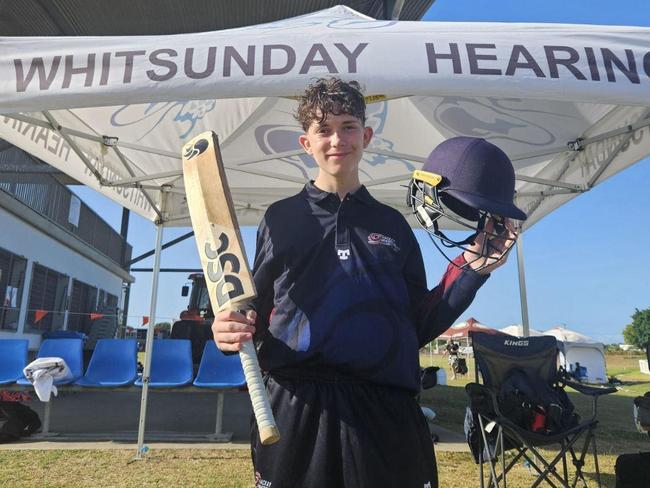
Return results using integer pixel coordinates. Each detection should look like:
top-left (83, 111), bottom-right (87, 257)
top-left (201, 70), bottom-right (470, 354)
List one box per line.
top-left (470, 331), bottom-right (558, 392)
top-left (84, 339), bottom-right (137, 383)
top-left (194, 341), bottom-right (245, 386)
top-left (38, 338), bottom-right (84, 379)
top-left (148, 339), bottom-right (193, 385)
top-left (0, 339), bottom-right (29, 382)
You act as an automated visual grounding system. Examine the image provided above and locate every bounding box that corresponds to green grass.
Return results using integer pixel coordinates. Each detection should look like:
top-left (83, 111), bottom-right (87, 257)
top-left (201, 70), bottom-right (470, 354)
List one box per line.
top-left (0, 353), bottom-right (647, 487)
top-left (0, 449), bottom-right (252, 488)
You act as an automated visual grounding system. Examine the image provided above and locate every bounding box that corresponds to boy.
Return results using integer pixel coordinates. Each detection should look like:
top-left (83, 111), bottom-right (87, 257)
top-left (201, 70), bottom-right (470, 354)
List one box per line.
top-left (212, 78), bottom-right (517, 487)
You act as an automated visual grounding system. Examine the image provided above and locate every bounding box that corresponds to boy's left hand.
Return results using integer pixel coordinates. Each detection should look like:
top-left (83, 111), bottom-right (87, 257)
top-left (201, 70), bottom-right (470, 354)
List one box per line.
top-left (463, 217), bottom-right (518, 275)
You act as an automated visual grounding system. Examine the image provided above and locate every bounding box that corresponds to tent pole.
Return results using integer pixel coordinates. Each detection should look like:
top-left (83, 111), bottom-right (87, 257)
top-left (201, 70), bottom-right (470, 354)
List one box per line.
top-left (515, 233), bottom-right (531, 336)
top-left (135, 194), bottom-right (166, 459)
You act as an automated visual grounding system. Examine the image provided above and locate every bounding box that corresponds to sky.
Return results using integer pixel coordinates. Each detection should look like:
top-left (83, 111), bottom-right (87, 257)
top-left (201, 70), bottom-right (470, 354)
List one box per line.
top-left (71, 0), bottom-right (650, 344)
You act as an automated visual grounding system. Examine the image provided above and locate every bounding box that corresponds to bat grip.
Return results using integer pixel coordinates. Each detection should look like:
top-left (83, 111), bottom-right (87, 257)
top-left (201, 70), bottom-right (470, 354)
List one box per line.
top-left (239, 339), bottom-right (280, 445)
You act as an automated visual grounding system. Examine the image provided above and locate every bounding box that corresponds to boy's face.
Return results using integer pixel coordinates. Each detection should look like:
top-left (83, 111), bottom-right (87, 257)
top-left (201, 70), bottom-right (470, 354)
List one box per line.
top-left (298, 112), bottom-right (373, 182)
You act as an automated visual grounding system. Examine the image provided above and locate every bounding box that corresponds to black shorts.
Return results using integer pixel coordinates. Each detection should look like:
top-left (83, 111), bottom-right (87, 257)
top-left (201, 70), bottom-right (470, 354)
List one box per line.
top-left (251, 372), bottom-right (438, 488)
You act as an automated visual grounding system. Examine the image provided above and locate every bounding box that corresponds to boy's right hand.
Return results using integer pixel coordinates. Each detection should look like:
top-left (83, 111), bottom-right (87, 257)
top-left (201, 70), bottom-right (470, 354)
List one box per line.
top-left (211, 309), bottom-right (257, 352)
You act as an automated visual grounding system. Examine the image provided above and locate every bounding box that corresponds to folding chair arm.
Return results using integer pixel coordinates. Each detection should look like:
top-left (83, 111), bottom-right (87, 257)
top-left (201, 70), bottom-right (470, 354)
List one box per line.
top-left (564, 379), bottom-right (616, 420)
top-left (564, 379), bottom-right (617, 397)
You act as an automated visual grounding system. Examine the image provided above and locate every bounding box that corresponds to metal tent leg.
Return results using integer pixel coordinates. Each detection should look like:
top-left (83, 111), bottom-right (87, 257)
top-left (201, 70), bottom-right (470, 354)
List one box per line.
top-left (516, 233), bottom-right (531, 336)
top-left (135, 220), bottom-right (164, 459)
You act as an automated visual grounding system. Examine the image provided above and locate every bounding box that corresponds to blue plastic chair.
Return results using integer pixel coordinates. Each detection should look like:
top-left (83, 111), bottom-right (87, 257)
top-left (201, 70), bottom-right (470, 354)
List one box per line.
top-left (75, 339), bottom-right (138, 387)
top-left (0, 339), bottom-right (29, 385)
top-left (193, 341), bottom-right (246, 388)
top-left (135, 339), bottom-right (193, 387)
top-left (17, 338), bottom-right (84, 385)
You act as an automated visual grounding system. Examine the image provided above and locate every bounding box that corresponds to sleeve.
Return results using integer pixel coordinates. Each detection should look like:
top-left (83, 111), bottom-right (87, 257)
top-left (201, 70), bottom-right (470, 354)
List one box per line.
top-left (403, 233), bottom-right (489, 347)
top-left (250, 214), bottom-right (278, 345)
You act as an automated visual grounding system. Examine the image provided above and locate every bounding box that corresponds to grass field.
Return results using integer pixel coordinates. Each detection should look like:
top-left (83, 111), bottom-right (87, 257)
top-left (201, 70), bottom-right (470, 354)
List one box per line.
top-left (0, 352), bottom-right (648, 487)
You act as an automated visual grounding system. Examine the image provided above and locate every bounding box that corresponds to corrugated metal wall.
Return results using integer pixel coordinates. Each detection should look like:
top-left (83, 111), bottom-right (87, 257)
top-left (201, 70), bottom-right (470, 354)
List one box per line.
top-left (0, 0), bottom-right (433, 36)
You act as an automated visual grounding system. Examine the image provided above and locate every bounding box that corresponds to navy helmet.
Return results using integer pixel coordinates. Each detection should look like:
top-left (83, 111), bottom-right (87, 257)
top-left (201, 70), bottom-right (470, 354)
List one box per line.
top-left (407, 137), bottom-right (527, 270)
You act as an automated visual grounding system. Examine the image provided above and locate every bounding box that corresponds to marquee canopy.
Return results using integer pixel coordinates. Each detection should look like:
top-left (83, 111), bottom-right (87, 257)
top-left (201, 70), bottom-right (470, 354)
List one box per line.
top-left (1, 5), bottom-right (650, 229)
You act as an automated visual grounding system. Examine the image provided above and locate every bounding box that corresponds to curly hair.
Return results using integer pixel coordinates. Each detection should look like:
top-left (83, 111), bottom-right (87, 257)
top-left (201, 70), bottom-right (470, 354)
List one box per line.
top-left (295, 78), bottom-right (366, 131)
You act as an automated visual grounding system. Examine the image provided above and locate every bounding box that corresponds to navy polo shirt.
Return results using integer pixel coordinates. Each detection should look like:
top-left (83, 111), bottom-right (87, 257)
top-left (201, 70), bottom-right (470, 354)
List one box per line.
top-left (252, 181), bottom-right (487, 392)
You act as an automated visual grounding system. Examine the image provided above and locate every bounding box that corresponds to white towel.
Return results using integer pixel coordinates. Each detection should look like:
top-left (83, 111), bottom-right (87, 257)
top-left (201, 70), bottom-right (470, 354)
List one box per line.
top-left (23, 357), bottom-right (72, 402)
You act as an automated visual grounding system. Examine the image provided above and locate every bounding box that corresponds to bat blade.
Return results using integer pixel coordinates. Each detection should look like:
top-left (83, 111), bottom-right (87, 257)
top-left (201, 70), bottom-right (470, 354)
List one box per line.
top-left (182, 131), bottom-right (279, 445)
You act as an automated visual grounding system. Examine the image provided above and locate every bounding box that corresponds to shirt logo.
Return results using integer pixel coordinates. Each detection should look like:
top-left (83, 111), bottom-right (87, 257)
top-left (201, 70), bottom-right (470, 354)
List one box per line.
top-left (337, 249), bottom-right (350, 260)
top-left (368, 232), bottom-right (400, 252)
top-left (255, 472), bottom-right (272, 487)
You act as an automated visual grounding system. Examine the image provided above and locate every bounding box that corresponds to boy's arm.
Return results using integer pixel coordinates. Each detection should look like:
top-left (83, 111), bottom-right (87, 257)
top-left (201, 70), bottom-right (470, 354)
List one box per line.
top-left (404, 239), bottom-right (489, 346)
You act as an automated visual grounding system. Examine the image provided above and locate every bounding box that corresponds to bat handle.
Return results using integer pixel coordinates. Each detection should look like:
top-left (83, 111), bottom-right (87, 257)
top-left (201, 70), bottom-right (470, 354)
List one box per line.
top-left (239, 339), bottom-right (280, 445)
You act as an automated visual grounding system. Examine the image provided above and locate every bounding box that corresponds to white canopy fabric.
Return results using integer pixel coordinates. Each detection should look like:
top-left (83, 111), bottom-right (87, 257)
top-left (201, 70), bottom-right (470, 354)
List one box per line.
top-left (543, 327), bottom-right (597, 344)
top-left (1, 5), bottom-right (650, 229)
top-left (499, 324), bottom-right (545, 337)
top-left (543, 327), bottom-right (608, 383)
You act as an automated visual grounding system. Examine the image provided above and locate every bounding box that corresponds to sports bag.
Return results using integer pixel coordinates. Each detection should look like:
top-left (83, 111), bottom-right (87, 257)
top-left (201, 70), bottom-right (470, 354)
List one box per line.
top-left (498, 368), bottom-right (578, 435)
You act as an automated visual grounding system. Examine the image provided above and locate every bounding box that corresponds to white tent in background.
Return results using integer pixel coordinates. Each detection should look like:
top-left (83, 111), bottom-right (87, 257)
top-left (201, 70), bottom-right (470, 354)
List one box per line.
top-left (2, 5), bottom-right (647, 453)
top-left (543, 327), bottom-right (608, 384)
top-left (499, 324), bottom-right (545, 337)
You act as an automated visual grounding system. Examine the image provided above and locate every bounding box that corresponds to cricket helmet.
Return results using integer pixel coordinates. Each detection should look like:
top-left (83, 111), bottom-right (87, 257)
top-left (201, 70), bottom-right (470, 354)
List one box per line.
top-left (406, 136), bottom-right (527, 270)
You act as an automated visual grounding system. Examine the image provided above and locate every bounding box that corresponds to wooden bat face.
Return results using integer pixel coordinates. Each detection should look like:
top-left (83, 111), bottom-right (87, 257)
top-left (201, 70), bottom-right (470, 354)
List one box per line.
top-left (182, 132), bottom-right (257, 311)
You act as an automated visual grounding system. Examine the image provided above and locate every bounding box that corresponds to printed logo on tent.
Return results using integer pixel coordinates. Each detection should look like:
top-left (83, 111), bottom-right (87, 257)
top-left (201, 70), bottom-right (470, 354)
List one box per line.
top-left (242, 10), bottom-right (396, 32)
top-left (110, 100), bottom-right (217, 140)
top-left (253, 102), bottom-right (415, 176)
top-left (432, 97), bottom-right (582, 147)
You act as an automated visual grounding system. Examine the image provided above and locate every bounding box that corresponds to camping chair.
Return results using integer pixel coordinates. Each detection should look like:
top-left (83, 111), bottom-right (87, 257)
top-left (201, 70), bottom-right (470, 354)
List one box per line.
top-left (465, 331), bottom-right (616, 488)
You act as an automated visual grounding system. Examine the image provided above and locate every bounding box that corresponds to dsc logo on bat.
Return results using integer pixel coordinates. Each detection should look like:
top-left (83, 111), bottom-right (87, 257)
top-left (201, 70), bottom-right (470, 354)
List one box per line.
top-left (202, 230), bottom-right (245, 308)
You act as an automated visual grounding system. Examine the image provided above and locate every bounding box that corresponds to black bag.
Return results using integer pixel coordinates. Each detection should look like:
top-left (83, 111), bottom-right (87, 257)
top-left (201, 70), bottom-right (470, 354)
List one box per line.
top-left (634, 392), bottom-right (650, 433)
top-left (615, 452), bottom-right (650, 488)
top-left (498, 369), bottom-right (578, 435)
top-left (454, 358), bottom-right (468, 375)
top-left (420, 366), bottom-right (440, 390)
top-left (0, 402), bottom-right (41, 443)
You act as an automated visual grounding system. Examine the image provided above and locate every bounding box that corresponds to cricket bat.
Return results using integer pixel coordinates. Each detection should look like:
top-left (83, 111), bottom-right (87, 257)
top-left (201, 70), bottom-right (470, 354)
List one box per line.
top-left (182, 131), bottom-right (280, 445)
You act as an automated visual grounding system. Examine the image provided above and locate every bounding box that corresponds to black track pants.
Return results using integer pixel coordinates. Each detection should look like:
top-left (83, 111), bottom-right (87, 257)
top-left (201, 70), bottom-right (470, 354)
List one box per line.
top-left (251, 374), bottom-right (438, 488)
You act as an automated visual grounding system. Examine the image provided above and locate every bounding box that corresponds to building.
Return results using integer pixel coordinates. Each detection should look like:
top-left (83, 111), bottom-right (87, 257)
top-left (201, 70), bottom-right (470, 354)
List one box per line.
top-left (0, 141), bottom-right (133, 350)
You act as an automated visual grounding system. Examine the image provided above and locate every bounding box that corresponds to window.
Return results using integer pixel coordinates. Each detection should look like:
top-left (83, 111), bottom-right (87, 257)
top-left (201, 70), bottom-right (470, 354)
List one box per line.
top-left (26, 264), bottom-right (68, 333)
top-left (0, 247), bottom-right (27, 331)
top-left (97, 289), bottom-right (118, 313)
top-left (67, 279), bottom-right (98, 335)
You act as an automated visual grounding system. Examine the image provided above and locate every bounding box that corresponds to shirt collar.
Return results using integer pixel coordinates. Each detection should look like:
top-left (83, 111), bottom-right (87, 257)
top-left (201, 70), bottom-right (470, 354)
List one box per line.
top-left (302, 181), bottom-right (378, 206)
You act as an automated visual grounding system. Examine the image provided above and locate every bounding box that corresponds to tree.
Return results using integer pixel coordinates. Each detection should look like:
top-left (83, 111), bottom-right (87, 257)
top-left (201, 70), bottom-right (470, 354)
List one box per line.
top-left (622, 307), bottom-right (650, 350)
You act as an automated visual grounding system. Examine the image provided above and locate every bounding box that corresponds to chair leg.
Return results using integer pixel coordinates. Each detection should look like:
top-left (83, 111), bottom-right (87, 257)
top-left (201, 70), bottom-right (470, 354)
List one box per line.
top-left (478, 416), bottom-right (500, 487)
top-left (479, 429), bottom-right (485, 488)
top-left (42, 400), bottom-right (52, 435)
top-left (521, 443), bottom-right (570, 488)
top-left (591, 433), bottom-right (601, 488)
top-left (568, 430), bottom-right (594, 488)
top-left (214, 392), bottom-right (224, 436)
top-left (207, 391), bottom-right (233, 442)
top-left (500, 428), bottom-right (506, 488)
top-left (561, 440), bottom-right (569, 485)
